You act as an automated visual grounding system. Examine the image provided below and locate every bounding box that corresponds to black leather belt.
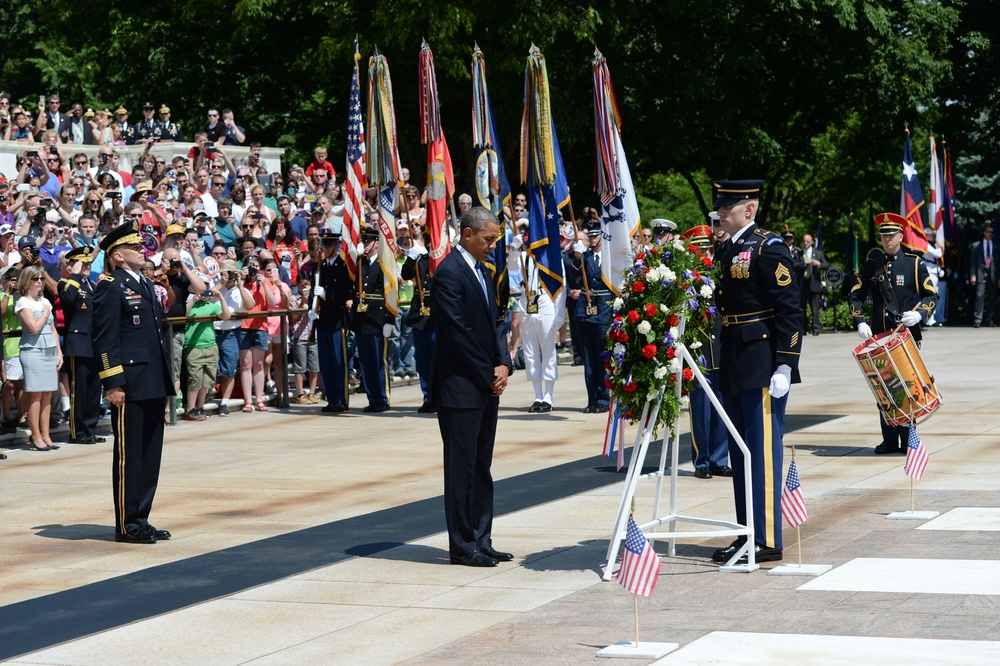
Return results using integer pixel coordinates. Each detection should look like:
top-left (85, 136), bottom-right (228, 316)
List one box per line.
top-left (722, 310), bottom-right (774, 326)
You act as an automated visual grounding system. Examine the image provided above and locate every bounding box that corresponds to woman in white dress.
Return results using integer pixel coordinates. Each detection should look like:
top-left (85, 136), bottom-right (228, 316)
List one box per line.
top-left (16, 265), bottom-right (63, 451)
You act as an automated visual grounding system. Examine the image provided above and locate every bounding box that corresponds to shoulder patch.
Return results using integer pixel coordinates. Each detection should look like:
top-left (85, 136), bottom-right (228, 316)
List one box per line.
top-left (765, 237), bottom-right (784, 246)
top-left (775, 263), bottom-right (792, 286)
top-left (100, 275), bottom-right (115, 282)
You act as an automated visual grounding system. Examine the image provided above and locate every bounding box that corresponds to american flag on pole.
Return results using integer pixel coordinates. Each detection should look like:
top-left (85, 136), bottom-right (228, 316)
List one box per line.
top-left (341, 54), bottom-right (366, 279)
top-left (780, 459), bottom-right (808, 527)
top-left (616, 515), bottom-right (660, 597)
top-left (904, 425), bottom-right (929, 480)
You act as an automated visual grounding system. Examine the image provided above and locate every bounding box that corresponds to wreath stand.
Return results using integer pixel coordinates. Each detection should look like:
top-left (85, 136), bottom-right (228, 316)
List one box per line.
top-left (602, 336), bottom-right (758, 579)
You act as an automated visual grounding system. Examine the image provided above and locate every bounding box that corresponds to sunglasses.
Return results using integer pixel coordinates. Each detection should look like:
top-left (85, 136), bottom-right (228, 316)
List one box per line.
top-left (32, 276), bottom-right (45, 282)
top-left (74, 161), bottom-right (88, 167)
top-left (127, 213), bottom-right (143, 219)
top-left (212, 182), bottom-right (226, 188)
top-left (212, 251), bottom-right (227, 256)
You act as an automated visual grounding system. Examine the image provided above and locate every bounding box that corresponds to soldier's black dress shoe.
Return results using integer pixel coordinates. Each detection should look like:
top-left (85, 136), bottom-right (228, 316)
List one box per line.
top-left (363, 404), bottom-right (390, 413)
top-left (694, 467), bottom-right (712, 479)
top-left (712, 540), bottom-right (782, 563)
top-left (115, 528), bottom-right (156, 544)
top-left (874, 441), bottom-right (903, 454)
top-left (450, 550), bottom-right (498, 567)
top-left (537, 401), bottom-right (552, 413)
top-left (480, 545), bottom-right (514, 562)
top-left (528, 401), bottom-right (542, 413)
top-left (710, 465), bottom-right (734, 477)
top-left (145, 525), bottom-right (171, 540)
top-left (93, 436), bottom-right (107, 443)
top-left (69, 436), bottom-right (97, 444)
top-left (582, 405), bottom-right (596, 414)
top-left (417, 402), bottom-right (437, 413)
top-left (322, 403), bottom-right (347, 413)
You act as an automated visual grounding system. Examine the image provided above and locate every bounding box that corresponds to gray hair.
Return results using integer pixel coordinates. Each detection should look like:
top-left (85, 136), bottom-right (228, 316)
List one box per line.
top-left (460, 206), bottom-right (496, 233)
top-left (458, 193), bottom-right (472, 205)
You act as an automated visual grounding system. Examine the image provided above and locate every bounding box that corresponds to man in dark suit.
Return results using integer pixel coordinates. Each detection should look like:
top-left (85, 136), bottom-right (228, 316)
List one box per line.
top-left (58, 246), bottom-right (105, 444)
top-left (710, 180), bottom-right (803, 565)
top-left (798, 233), bottom-right (828, 335)
top-left (44, 94), bottom-right (71, 143)
top-left (93, 220), bottom-right (181, 544)
top-left (431, 206), bottom-right (513, 567)
top-left (969, 225), bottom-right (998, 327)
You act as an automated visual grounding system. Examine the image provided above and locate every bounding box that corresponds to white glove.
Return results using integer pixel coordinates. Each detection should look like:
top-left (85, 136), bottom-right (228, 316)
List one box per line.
top-left (307, 309), bottom-right (317, 322)
top-left (406, 244), bottom-right (427, 260)
top-left (857, 322), bottom-right (873, 340)
top-left (900, 311), bottom-right (921, 327)
top-left (510, 235), bottom-right (523, 250)
top-left (768, 364), bottom-right (791, 399)
top-left (313, 286), bottom-right (326, 300)
top-left (382, 323), bottom-right (394, 338)
top-left (572, 240), bottom-right (586, 255)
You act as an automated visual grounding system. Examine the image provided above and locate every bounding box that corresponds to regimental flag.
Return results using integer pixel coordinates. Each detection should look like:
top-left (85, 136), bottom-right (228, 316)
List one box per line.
top-left (521, 45), bottom-right (569, 298)
top-left (846, 212), bottom-right (859, 275)
top-left (366, 51), bottom-right (401, 316)
top-left (341, 53), bottom-right (367, 280)
top-left (592, 49), bottom-right (639, 296)
top-left (900, 129), bottom-right (929, 253)
top-left (904, 425), bottom-right (929, 480)
top-left (419, 41), bottom-right (454, 274)
top-left (617, 515), bottom-right (661, 597)
top-left (815, 214), bottom-right (824, 251)
top-left (472, 45), bottom-right (512, 310)
top-left (941, 141), bottom-right (958, 253)
top-left (780, 459), bottom-right (808, 527)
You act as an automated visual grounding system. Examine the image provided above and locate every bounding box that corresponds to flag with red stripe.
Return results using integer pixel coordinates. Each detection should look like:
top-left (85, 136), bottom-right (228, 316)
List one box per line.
top-left (341, 53), bottom-right (366, 279)
top-left (780, 458), bottom-right (808, 527)
top-left (617, 514), bottom-right (660, 597)
top-left (899, 129), bottom-right (928, 253)
top-left (904, 426), bottom-right (929, 480)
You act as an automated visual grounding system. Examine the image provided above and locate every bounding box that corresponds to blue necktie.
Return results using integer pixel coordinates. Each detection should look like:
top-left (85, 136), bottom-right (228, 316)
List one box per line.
top-left (475, 262), bottom-right (489, 300)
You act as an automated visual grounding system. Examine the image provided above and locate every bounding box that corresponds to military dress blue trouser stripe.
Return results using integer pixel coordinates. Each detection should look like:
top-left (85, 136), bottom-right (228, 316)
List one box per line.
top-left (316, 328), bottom-right (349, 407)
top-left (722, 387), bottom-right (787, 550)
top-left (357, 333), bottom-right (389, 407)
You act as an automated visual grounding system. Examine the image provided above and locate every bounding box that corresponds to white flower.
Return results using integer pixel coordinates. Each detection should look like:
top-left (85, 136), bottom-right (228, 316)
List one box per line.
top-left (653, 366), bottom-right (668, 379)
top-left (662, 268), bottom-right (676, 282)
top-left (690, 341), bottom-right (703, 350)
top-left (672, 239), bottom-right (687, 252)
top-left (700, 284), bottom-right (713, 298)
top-left (613, 343), bottom-right (626, 355)
top-left (637, 320), bottom-right (651, 335)
top-left (669, 326), bottom-right (679, 338)
top-left (613, 297), bottom-right (624, 310)
top-left (668, 358), bottom-right (681, 374)
top-left (659, 304), bottom-right (669, 313)
top-left (646, 390), bottom-right (659, 402)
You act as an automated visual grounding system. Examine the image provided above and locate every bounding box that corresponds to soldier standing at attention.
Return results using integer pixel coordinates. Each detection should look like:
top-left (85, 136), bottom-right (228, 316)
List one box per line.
top-left (351, 224), bottom-right (393, 413)
top-left (93, 221), bottom-right (178, 544)
top-left (571, 219), bottom-right (612, 414)
top-left (710, 179), bottom-right (802, 565)
top-left (314, 228), bottom-right (354, 413)
top-left (58, 246), bottom-right (106, 445)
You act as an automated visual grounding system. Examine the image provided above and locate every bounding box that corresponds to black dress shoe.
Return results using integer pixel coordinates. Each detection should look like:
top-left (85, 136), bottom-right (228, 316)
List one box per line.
top-left (874, 441), bottom-right (903, 454)
top-left (450, 550), bottom-right (498, 567)
top-left (363, 404), bottom-right (390, 413)
top-left (144, 525), bottom-right (171, 540)
top-left (694, 467), bottom-right (712, 479)
top-left (710, 465), bottom-right (734, 477)
top-left (0, 452), bottom-right (6, 459)
top-left (537, 401), bottom-right (552, 413)
top-left (417, 402), bottom-right (437, 413)
top-left (528, 401), bottom-right (542, 413)
top-left (480, 545), bottom-right (514, 562)
top-left (582, 405), bottom-right (595, 414)
top-left (712, 540), bottom-right (781, 563)
top-left (92, 436), bottom-right (107, 443)
top-left (712, 540), bottom-right (742, 562)
top-left (68, 436), bottom-right (97, 444)
top-left (115, 529), bottom-right (156, 544)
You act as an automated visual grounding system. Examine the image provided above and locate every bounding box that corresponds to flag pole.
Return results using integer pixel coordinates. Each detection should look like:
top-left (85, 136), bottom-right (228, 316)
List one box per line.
top-left (633, 595), bottom-right (639, 648)
top-left (911, 476), bottom-right (915, 513)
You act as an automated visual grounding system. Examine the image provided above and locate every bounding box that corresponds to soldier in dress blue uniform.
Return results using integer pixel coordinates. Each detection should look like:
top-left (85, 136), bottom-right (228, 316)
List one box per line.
top-left (313, 228), bottom-right (353, 413)
top-left (58, 246), bottom-right (106, 445)
top-left (710, 179), bottom-right (803, 565)
top-left (351, 225), bottom-right (394, 412)
top-left (680, 225), bottom-right (731, 480)
top-left (132, 102), bottom-right (161, 143)
top-left (155, 105), bottom-right (184, 141)
top-left (848, 213), bottom-right (938, 454)
top-left (572, 219), bottom-right (612, 413)
top-left (93, 220), bottom-right (175, 544)
top-left (401, 234), bottom-right (436, 413)
top-left (115, 106), bottom-right (137, 146)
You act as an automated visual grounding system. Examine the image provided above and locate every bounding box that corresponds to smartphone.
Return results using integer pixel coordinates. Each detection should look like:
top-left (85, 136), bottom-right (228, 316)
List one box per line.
top-left (108, 192), bottom-right (122, 200)
top-left (147, 193), bottom-right (156, 204)
top-left (99, 154), bottom-right (109, 164)
top-left (26, 150), bottom-right (39, 158)
top-left (200, 290), bottom-right (214, 299)
top-left (74, 170), bottom-right (87, 177)
top-left (16, 184), bottom-right (31, 192)
top-left (167, 170), bottom-right (175, 178)
top-left (204, 142), bottom-right (215, 149)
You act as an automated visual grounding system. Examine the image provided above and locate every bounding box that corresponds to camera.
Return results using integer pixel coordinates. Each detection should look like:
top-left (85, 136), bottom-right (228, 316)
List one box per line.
top-left (170, 259), bottom-right (182, 269)
top-left (108, 192), bottom-right (122, 200)
top-left (37, 199), bottom-right (51, 209)
top-left (227, 270), bottom-right (240, 281)
top-left (204, 142), bottom-right (215, 149)
top-left (251, 212), bottom-right (263, 220)
top-left (200, 290), bottom-right (214, 299)
top-left (48, 146), bottom-right (57, 155)
top-left (167, 170), bottom-right (175, 179)
top-left (247, 265), bottom-right (258, 278)
top-left (26, 150), bottom-right (39, 158)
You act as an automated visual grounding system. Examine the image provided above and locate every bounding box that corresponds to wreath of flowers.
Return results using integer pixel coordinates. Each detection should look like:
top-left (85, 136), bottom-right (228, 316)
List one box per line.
top-left (603, 239), bottom-right (717, 433)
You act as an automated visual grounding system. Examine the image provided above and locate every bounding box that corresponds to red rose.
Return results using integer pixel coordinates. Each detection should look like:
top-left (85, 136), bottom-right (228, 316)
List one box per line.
top-left (692, 270), bottom-right (701, 280)
top-left (667, 347), bottom-right (676, 359)
top-left (642, 344), bottom-right (657, 359)
top-left (649, 247), bottom-right (659, 254)
top-left (683, 368), bottom-right (694, 381)
top-left (624, 382), bottom-right (637, 393)
top-left (604, 362), bottom-right (613, 372)
top-left (701, 256), bottom-right (713, 268)
top-left (644, 303), bottom-right (657, 317)
top-left (635, 252), bottom-right (645, 261)
top-left (633, 281), bottom-right (645, 292)
top-left (668, 314), bottom-right (679, 327)
top-left (687, 244), bottom-right (698, 253)
top-left (614, 315), bottom-right (623, 323)
top-left (627, 310), bottom-right (639, 323)
top-left (619, 331), bottom-right (629, 342)
top-left (604, 379), bottom-right (614, 389)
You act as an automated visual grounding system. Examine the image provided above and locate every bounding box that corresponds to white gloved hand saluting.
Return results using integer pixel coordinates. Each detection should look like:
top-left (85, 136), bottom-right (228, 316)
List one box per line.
top-left (857, 322), bottom-right (873, 340)
top-left (406, 244), bottom-right (427, 261)
top-left (313, 286), bottom-right (326, 300)
top-left (572, 240), bottom-right (586, 255)
top-left (900, 310), bottom-right (921, 328)
top-left (768, 364), bottom-right (792, 399)
top-left (510, 235), bottom-right (523, 251)
top-left (382, 323), bottom-right (394, 338)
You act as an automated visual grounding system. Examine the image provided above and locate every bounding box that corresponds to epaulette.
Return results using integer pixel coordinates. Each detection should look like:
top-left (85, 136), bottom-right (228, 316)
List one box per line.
top-left (903, 249), bottom-right (922, 259)
top-left (753, 228), bottom-right (784, 252)
top-left (99, 274), bottom-right (115, 282)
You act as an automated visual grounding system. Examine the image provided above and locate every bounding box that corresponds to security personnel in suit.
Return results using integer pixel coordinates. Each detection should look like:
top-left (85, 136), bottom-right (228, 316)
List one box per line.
top-left (431, 206), bottom-right (513, 567)
top-left (313, 228), bottom-right (353, 413)
top-left (572, 219), bottom-right (612, 413)
top-left (969, 224), bottom-right (997, 327)
top-left (351, 225), bottom-right (394, 413)
top-left (93, 220), bottom-right (175, 544)
top-left (401, 234), bottom-right (436, 413)
top-left (849, 213), bottom-right (938, 454)
top-left (58, 246), bottom-right (106, 445)
top-left (680, 225), bottom-right (730, 479)
top-left (710, 179), bottom-right (802, 565)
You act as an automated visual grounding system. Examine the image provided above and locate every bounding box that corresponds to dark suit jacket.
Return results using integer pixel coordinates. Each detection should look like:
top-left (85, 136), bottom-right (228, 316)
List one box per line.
top-left (92, 268), bottom-right (174, 402)
top-left (970, 239), bottom-right (998, 283)
top-left (47, 112), bottom-right (72, 142)
top-left (59, 273), bottom-right (95, 357)
top-left (799, 246), bottom-right (828, 294)
top-left (68, 117), bottom-right (96, 145)
top-left (430, 249), bottom-right (510, 409)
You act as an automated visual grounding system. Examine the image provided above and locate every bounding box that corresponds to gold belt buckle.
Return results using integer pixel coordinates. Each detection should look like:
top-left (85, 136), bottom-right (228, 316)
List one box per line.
top-left (526, 302), bottom-right (539, 314)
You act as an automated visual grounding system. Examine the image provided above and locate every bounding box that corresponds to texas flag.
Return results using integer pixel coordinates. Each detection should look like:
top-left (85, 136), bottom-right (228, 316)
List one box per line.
top-left (899, 130), bottom-right (928, 253)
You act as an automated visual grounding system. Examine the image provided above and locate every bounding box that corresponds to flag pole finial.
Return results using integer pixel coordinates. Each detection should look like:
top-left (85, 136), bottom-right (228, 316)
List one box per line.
top-left (421, 37), bottom-right (429, 50)
top-left (528, 43), bottom-right (540, 57)
top-left (473, 41), bottom-right (481, 54)
top-left (594, 46), bottom-right (603, 58)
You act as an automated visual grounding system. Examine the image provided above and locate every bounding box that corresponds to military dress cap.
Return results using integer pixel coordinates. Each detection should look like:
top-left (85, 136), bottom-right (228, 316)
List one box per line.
top-left (651, 218), bottom-right (677, 233)
top-left (712, 179), bottom-right (764, 207)
top-left (318, 227), bottom-right (341, 242)
top-left (83, 108), bottom-right (95, 119)
top-left (159, 105), bottom-right (171, 114)
top-left (115, 106), bottom-right (128, 115)
top-left (142, 101), bottom-right (155, 110)
top-left (875, 212), bottom-right (905, 234)
top-left (360, 224), bottom-right (379, 241)
top-left (583, 219), bottom-right (602, 235)
top-left (99, 219), bottom-right (142, 252)
top-left (781, 228), bottom-right (795, 239)
top-left (680, 225), bottom-right (713, 249)
top-left (65, 245), bottom-right (97, 263)
top-left (923, 227), bottom-right (934, 237)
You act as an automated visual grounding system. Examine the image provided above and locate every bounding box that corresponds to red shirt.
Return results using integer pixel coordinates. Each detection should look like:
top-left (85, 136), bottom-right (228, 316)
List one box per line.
top-left (306, 160), bottom-right (336, 180)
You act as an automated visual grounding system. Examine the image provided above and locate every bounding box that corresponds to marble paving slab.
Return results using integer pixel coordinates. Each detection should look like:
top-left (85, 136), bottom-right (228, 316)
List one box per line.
top-left (918, 507), bottom-right (1000, 532)
top-left (798, 558), bottom-right (1000, 596)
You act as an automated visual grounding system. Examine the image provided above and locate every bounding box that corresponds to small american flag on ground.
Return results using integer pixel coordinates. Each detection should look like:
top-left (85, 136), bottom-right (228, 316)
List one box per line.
top-left (617, 515), bottom-right (660, 597)
top-left (904, 425), bottom-right (929, 480)
top-left (781, 458), bottom-right (808, 527)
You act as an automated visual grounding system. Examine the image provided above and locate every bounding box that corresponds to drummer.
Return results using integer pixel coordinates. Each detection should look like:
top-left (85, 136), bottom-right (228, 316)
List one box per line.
top-left (848, 213), bottom-right (938, 454)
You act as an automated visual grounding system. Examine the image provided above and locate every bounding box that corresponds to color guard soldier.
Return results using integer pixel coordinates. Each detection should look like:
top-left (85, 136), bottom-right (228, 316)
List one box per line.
top-left (848, 213), bottom-right (938, 454)
top-left (680, 225), bottom-right (730, 479)
top-left (351, 225), bottom-right (394, 413)
top-left (572, 219), bottom-right (612, 413)
top-left (313, 228), bottom-right (353, 413)
top-left (58, 246), bottom-right (106, 445)
top-left (401, 235), bottom-right (436, 413)
top-left (711, 179), bottom-right (802, 564)
top-left (93, 220), bottom-right (175, 544)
